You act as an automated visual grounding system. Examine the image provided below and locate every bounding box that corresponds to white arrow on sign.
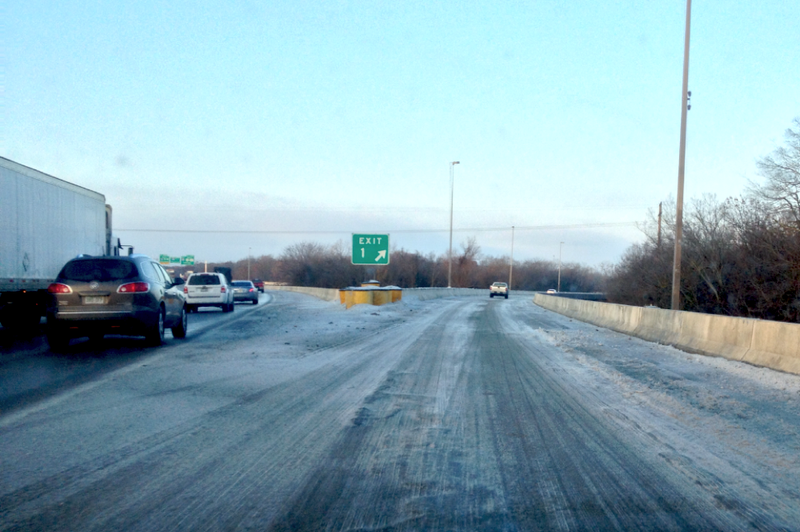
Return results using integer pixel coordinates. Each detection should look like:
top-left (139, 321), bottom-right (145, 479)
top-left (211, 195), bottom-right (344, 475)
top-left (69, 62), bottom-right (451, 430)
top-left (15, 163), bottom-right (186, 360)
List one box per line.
top-left (375, 250), bottom-right (387, 262)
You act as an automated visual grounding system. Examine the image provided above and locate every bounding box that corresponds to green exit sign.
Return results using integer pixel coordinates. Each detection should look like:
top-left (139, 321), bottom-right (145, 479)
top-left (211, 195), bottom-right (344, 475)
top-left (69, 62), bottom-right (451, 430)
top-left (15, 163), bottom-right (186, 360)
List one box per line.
top-left (352, 234), bottom-right (390, 265)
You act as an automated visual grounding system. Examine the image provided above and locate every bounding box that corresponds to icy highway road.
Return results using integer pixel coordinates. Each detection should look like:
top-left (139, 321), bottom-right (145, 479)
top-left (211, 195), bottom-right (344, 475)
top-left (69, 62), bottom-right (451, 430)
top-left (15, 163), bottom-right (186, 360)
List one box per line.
top-left (1, 292), bottom-right (799, 531)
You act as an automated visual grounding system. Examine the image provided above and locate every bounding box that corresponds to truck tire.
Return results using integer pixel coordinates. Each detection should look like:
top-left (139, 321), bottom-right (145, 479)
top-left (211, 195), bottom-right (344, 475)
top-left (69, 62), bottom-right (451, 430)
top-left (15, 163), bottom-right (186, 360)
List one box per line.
top-left (1, 307), bottom-right (43, 333)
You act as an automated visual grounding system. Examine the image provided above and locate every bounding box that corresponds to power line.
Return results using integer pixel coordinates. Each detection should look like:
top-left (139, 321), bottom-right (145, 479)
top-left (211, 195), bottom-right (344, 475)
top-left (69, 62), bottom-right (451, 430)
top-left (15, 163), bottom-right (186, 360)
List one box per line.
top-left (115, 221), bottom-right (641, 235)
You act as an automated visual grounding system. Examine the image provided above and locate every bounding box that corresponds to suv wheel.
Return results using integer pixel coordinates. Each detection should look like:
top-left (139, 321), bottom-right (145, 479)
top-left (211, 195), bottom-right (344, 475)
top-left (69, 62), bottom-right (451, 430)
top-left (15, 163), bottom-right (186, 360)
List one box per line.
top-left (171, 306), bottom-right (188, 339)
top-left (146, 307), bottom-right (165, 346)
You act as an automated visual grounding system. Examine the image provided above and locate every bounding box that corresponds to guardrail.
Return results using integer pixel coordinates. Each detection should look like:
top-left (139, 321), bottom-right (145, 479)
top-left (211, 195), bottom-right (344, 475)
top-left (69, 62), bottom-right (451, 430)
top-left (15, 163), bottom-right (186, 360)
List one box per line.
top-left (533, 294), bottom-right (800, 376)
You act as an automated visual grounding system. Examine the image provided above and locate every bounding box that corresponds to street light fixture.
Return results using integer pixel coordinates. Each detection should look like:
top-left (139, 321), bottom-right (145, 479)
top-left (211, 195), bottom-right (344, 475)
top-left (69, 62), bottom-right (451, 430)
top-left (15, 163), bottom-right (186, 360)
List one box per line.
top-left (447, 161), bottom-right (460, 288)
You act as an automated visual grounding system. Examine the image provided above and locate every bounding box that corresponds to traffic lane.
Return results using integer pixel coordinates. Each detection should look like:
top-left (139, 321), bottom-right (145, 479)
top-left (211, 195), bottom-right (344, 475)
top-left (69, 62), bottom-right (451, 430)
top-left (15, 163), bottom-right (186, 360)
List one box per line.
top-left (0, 293), bottom-right (271, 415)
top-left (2, 294), bottom-right (797, 530)
top-left (0, 290), bottom-right (425, 531)
top-left (268, 300), bottom-right (747, 531)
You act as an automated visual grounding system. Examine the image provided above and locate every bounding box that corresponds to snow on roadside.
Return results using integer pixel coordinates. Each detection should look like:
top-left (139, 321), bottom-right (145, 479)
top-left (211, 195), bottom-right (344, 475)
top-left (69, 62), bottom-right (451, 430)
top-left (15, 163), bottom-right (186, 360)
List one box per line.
top-left (517, 302), bottom-right (800, 522)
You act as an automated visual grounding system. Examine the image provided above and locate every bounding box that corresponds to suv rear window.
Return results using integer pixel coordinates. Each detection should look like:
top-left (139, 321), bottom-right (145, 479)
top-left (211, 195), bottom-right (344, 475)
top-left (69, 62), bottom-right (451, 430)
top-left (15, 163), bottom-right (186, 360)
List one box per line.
top-left (188, 274), bottom-right (221, 286)
top-left (59, 259), bottom-right (138, 282)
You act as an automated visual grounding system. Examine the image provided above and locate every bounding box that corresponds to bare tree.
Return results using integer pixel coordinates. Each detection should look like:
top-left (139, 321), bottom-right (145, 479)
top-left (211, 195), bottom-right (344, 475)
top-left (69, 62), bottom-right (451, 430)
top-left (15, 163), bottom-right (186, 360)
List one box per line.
top-left (453, 237), bottom-right (481, 287)
top-left (750, 117), bottom-right (800, 227)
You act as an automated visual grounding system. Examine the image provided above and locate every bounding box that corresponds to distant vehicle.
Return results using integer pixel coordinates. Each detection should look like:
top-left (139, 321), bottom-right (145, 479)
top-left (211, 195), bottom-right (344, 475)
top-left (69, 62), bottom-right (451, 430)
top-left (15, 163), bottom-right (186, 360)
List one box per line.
top-left (546, 289), bottom-right (557, 294)
top-left (45, 254), bottom-right (187, 349)
top-left (232, 280), bottom-right (259, 305)
top-left (251, 279), bottom-right (265, 293)
top-left (1, 156), bottom-right (116, 330)
top-left (490, 282), bottom-right (509, 299)
top-left (184, 272), bottom-right (234, 312)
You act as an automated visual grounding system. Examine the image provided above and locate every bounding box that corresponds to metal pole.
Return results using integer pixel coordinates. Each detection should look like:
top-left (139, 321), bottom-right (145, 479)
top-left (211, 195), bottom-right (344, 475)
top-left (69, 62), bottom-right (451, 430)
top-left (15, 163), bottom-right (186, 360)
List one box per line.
top-left (671, 0), bottom-right (692, 310)
top-left (447, 161), bottom-right (459, 288)
top-left (248, 247), bottom-right (251, 279)
top-left (657, 202), bottom-right (663, 249)
top-left (557, 242), bottom-right (563, 293)
top-left (509, 226), bottom-right (515, 289)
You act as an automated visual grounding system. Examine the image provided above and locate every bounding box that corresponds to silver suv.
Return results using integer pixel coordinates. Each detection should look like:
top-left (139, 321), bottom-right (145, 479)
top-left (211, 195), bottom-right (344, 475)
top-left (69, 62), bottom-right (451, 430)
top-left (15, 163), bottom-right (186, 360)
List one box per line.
top-left (184, 272), bottom-right (235, 312)
top-left (46, 255), bottom-right (188, 349)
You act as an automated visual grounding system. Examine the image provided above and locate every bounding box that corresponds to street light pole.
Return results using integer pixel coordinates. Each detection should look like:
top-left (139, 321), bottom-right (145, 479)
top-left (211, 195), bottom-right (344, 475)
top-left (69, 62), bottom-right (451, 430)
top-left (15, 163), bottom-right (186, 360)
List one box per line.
top-left (447, 161), bottom-right (460, 288)
top-left (672, 0), bottom-right (692, 310)
top-left (248, 247), bottom-right (251, 279)
top-left (509, 226), bottom-right (515, 289)
top-left (557, 242), bottom-right (564, 293)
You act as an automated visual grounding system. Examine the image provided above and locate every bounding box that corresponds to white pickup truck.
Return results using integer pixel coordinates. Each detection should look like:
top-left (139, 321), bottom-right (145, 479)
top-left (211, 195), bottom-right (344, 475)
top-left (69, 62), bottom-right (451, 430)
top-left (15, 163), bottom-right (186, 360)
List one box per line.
top-left (489, 282), bottom-right (509, 299)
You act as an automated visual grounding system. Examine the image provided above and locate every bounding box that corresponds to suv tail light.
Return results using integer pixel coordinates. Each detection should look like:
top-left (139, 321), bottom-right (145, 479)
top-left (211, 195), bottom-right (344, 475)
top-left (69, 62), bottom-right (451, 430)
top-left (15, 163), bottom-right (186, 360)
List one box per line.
top-left (117, 282), bottom-right (150, 293)
top-left (221, 286), bottom-right (227, 293)
top-left (48, 283), bottom-right (72, 294)
top-left (184, 286), bottom-right (188, 294)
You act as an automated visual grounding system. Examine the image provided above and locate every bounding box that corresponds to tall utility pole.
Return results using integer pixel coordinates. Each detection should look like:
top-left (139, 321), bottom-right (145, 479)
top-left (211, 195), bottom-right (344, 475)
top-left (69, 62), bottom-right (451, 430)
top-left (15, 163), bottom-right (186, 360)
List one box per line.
top-left (247, 247), bottom-right (251, 279)
top-left (657, 202), bottom-right (663, 248)
top-left (672, 0), bottom-right (692, 310)
top-left (557, 241), bottom-right (564, 293)
top-left (509, 226), bottom-right (515, 289)
top-left (447, 161), bottom-right (460, 288)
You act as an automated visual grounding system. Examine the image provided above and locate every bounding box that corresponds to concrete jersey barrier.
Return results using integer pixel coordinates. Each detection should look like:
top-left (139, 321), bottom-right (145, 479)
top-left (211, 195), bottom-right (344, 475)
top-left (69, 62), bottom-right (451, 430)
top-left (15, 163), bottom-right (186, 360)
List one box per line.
top-left (266, 285), bottom-right (340, 301)
top-left (533, 294), bottom-right (800, 376)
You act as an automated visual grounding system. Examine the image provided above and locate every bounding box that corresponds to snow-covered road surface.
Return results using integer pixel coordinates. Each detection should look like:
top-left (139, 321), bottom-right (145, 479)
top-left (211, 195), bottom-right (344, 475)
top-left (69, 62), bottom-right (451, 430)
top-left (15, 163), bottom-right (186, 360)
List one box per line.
top-left (1, 291), bottom-right (798, 531)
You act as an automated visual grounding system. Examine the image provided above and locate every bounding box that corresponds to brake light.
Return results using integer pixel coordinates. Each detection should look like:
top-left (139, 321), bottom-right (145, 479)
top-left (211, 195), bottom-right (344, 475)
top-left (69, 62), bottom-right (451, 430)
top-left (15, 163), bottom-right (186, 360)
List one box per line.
top-left (117, 282), bottom-right (150, 293)
top-left (184, 286), bottom-right (188, 294)
top-left (221, 286), bottom-right (227, 293)
top-left (249, 288), bottom-right (254, 292)
top-left (48, 283), bottom-right (72, 294)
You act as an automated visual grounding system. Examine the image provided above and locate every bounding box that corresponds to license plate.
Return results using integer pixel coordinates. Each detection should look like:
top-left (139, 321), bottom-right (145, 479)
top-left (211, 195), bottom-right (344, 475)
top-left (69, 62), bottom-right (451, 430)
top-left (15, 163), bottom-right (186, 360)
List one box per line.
top-left (83, 296), bottom-right (106, 305)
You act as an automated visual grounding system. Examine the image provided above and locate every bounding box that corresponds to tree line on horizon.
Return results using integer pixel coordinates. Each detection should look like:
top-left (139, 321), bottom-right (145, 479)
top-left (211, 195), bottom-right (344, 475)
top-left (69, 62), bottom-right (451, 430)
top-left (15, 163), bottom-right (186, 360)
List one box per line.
top-left (201, 235), bottom-right (605, 294)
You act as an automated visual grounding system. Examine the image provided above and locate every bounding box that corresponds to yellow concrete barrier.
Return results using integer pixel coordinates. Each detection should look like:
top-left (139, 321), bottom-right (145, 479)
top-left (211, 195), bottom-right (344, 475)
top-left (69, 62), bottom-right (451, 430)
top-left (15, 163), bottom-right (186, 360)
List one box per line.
top-left (351, 289), bottom-right (373, 308)
top-left (372, 290), bottom-right (390, 306)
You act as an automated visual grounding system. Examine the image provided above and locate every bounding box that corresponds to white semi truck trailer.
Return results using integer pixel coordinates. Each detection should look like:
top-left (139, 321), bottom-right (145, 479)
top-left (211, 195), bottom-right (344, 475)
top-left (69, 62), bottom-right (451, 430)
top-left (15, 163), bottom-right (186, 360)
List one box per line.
top-left (0, 156), bottom-right (115, 330)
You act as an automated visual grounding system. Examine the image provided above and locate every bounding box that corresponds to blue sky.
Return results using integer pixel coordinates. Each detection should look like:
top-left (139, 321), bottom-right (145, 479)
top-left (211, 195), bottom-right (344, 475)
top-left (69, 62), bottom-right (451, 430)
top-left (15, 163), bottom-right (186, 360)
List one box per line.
top-left (4, 0), bottom-right (799, 267)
